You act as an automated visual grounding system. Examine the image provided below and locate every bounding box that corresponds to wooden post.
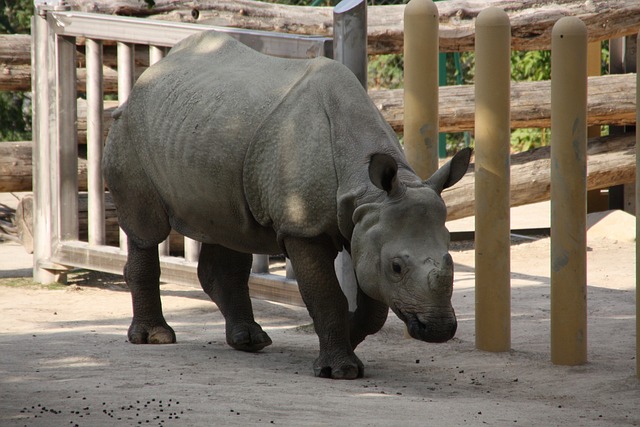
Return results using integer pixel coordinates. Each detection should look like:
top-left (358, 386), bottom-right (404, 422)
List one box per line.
top-left (550, 16), bottom-right (588, 366)
top-left (474, 7), bottom-right (511, 353)
top-left (31, 8), bottom-right (58, 283)
top-left (403, 0), bottom-right (439, 180)
top-left (636, 34), bottom-right (640, 380)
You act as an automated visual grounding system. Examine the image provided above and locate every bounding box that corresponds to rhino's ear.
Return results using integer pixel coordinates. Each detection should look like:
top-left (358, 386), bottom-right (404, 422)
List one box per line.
top-left (425, 147), bottom-right (472, 194)
top-left (369, 153), bottom-right (401, 196)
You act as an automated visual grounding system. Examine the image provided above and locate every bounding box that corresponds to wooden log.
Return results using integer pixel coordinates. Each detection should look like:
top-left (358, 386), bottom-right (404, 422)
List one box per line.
top-left (443, 133), bottom-right (636, 221)
top-left (0, 141), bottom-right (88, 192)
top-left (3, 0), bottom-right (639, 67)
top-left (0, 63), bottom-right (140, 93)
top-left (2, 69), bottom-right (635, 137)
top-left (15, 193), bottom-right (183, 254)
top-left (59, 0), bottom-right (640, 54)
top-left (0, 34), bottom-right (31, 65)
top-left (0, 34), bottom-right (150, 68)
top-left (371, 73), bottom-right (637, 133)
top-left (77, 99), bottom-right (119, 145)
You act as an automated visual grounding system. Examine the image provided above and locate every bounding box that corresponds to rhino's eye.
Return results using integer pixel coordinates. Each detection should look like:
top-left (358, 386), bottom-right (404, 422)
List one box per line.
top-left (392, 261), bottom-right (403, 275)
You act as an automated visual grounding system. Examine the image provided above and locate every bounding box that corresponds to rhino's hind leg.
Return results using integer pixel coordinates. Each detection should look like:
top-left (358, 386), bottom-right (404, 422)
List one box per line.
top-left (125, 241), bottom-right (176, 344)
top-left (284, 236), bottom-right (364, 380)
top-left (197, 243), bottom-right (272, 352)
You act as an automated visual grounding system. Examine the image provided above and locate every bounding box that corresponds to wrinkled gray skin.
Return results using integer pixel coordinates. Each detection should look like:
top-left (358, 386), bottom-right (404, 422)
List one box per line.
top-left (103, 31), bottom-right (472, 380)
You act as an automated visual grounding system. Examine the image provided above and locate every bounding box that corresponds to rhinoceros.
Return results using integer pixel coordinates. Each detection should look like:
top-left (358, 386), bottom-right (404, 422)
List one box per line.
top-left (103, 31), bottom-right (471, 379)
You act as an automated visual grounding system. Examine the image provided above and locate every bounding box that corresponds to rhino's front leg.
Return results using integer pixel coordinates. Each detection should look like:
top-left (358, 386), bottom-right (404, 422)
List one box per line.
top-left (350, 287), bottom-right (389, 350)
top-left (284, 236), bottom-right (364, 379)
top-left (125, 241), bottom-right (176, 344)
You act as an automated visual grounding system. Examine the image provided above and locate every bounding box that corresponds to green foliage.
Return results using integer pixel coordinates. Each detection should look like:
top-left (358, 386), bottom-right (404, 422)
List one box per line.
top-left (0, 0), bottom-right (33, 142)
top-left (0, 0), bottom-right (33, 33)
top-left (0, 92), bottom-right (31, 141)
top-left (368, 54), bottom-right (403, 89)
top-left (511, 128), bottom-right (550, 152)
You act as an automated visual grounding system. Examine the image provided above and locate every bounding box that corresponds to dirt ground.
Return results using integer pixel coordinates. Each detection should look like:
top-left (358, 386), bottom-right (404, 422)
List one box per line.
top-left (0, 210), bottom-right (638, 426)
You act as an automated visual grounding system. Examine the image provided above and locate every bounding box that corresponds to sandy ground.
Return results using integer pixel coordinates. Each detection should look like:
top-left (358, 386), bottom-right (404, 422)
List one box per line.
top-left (0, 208), bottom-right (638, 426)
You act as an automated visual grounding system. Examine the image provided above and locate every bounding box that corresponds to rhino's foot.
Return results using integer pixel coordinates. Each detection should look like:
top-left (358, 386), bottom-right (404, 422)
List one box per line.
top-left (226, 322), bottom-right (272, 352)
top-left (313, 352), bottom-right (364, 380)
top-left (128, 321), bottom-right (176, 344)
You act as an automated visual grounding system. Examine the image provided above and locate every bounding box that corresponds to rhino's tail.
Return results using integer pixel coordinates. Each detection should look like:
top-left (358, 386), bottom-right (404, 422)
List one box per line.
top-left (111, 102), bottom-right (127, 120)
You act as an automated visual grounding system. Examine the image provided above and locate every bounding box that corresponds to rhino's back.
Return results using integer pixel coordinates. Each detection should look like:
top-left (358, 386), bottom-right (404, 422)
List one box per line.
top-left (111, 31), bottom-right (339, 252)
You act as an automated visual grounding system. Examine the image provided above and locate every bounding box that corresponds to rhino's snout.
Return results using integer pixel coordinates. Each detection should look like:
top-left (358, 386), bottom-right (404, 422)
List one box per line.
top-left (397, 253), bottom-right (457, 343)
top-left (406, 312), bottom-right (457, 343)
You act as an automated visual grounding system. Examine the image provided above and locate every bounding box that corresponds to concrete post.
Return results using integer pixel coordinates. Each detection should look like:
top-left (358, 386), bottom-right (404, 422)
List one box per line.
top-left (403, 0), bottom-right (439, 180)
top-left (550, 17), bottom-right (588, 366)
top-left (474, 7), bottom-right (511, 353)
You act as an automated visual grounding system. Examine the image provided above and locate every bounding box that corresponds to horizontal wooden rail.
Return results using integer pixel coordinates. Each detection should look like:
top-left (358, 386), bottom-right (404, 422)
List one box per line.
top-left (50, 241), bottom-right (304, 306)
top-left (372, 73), bottom-right (637, 133)
top-left (0, 69), bottom-right (635, 136)
top-left (443, 133), bottom-right (636, 221)
top-left (2, 0), bottom-right (639, 74)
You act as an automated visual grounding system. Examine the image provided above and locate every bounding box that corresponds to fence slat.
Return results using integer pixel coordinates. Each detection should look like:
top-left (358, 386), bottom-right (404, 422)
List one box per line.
top-left (86, 38), bottom-right (105, 246)
top-left (56, 34), bottom-right (79, 244)
top-left (117, 41), bottom-right (135, 252)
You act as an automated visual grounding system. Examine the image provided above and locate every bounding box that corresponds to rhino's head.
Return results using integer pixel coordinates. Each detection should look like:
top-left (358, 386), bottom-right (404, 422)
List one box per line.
top-left (351, 148), bottom-right (471, 343)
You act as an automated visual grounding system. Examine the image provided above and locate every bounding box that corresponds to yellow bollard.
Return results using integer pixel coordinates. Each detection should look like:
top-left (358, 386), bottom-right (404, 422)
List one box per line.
top-left (403, 0), bottom-right (439, 180)
top-left (550, 17), bottom-right (588, 366)
top-left (474, 7), bottom-right (511, 353)
top-left (636, 32), bottom-right (640, 380)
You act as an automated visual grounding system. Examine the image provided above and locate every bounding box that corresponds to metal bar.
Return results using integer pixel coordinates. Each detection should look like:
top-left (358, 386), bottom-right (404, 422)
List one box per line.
top-left (117, 41), bottom-right (135, 252)
top-left (333, 0), bottom-right (367, 88)
top-left (550, 17), bottom-right (588, 366)
top-left (149, 45), bottom-right (165, 65)
top-left (474, 7), bottom-right (512, 353)
top-left (252, 254), bottom-right (270, 274)
top-left (332, 0), bottom-right (367, 310)
top-left (86, 38), bottom-right (105, 246)
top-left (47, 11), bottom-right (331, 59)
top-left (184, 238), bottom-right (201, 263)
top-left (148, 44), bottom-right (171, 257)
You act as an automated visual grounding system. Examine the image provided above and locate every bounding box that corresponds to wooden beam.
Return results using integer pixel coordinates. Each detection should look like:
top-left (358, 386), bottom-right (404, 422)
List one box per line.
top-left (443, 133), bottom-right (636, 221)
top-left (1, 68), bottom-right (635, 135)
top-left (0, 70), bottom-right (635, 191)
top-left (371, 73), bottom-right (637, 133)
top-left (0, 141), bottom-right (87, 192)
top-left (2, 0), bottom-right (639, 67)
top-left (15, 192), bottom-right (184, 254)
